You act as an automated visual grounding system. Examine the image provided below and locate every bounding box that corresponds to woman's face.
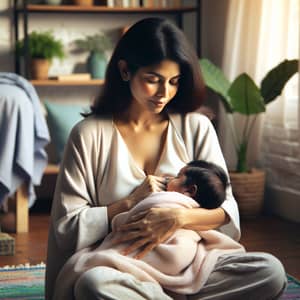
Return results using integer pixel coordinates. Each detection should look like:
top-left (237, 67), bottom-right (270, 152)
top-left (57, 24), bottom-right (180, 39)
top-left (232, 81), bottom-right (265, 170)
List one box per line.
top-left (129, 59), bottom-right (181, 113)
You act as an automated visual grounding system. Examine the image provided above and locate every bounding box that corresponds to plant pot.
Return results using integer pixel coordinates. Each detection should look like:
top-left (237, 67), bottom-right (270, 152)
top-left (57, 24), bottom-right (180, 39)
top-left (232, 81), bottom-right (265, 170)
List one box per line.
top-left (87, 51), bottom-right (107, 79)
top-left (30, 59), bottom-right (50, 80)
top-left (229, 169), bottom-right (266, 218)
top-left (73, 0), bottom-right (93, 5)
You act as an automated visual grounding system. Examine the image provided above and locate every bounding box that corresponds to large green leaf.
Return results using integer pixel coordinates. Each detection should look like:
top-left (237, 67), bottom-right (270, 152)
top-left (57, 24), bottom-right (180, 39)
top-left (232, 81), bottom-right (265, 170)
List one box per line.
top-left (261, 59), bottom-right (298, 104)
top-left (228, 73), bottom-right (265, 115)
top-left (199, 58), bottom-right (233, 113)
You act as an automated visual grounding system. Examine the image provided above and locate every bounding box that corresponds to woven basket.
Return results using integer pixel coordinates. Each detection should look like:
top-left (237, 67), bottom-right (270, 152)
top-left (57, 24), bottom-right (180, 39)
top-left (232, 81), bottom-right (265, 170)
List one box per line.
top-left (229, 169), bottom-right (266, 218)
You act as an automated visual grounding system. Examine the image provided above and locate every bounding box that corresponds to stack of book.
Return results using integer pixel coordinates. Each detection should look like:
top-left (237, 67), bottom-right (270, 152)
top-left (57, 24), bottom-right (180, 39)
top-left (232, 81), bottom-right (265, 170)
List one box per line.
top-left (107, 0), bottom-right (181, 8)
top-left (51, 73), bottom-right (92, 81)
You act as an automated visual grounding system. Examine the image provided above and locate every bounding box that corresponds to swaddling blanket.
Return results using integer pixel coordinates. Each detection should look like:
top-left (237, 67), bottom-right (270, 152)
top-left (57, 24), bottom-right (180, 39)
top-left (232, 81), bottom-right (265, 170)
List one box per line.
top-left (54, 192), bottom-right (245, 299)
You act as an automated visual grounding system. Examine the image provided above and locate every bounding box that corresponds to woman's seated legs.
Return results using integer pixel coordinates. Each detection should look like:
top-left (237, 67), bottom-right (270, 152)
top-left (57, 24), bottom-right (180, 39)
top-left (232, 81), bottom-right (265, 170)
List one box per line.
top-left (74, 266), bottom-right (172, 300)
top-left (188, 252), bottom-right (287, 300)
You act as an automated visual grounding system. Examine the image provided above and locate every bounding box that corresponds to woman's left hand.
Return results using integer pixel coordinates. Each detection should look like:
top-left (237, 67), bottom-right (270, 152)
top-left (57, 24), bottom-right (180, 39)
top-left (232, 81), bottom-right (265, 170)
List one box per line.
top-left (113, 207), bottom-right (182, 259)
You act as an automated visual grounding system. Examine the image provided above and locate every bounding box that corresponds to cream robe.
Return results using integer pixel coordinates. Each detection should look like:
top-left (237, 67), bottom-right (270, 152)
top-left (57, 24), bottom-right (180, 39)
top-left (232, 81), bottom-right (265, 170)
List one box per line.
top-left (45, 112), bottom-right (240, 300)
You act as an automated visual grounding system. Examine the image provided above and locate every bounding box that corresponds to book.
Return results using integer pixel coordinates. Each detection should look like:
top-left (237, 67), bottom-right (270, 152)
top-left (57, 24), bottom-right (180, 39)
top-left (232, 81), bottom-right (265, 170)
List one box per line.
top-left (141, 0), bottom-right (154, 7)
top-left (114, 0), bottom-right (123, 6)
top-left (122, 0), bottom-right (130, 7)
top-left (107, 0), bottom-right (114, 7)
top-left (129, 0), bottom-right (140, 7)
top-left (56, 73), bottom-right (92, 81)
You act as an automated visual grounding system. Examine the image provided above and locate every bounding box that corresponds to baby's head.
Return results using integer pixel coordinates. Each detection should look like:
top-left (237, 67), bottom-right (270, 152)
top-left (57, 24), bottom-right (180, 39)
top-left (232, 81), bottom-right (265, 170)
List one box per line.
top-left (166, 160), bottom-right (229, 209)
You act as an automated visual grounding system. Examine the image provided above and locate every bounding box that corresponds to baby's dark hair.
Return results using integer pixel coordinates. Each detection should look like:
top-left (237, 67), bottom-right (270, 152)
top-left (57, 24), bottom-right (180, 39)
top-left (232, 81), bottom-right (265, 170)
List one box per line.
top-left (183, 160), bottom-right (229, 209)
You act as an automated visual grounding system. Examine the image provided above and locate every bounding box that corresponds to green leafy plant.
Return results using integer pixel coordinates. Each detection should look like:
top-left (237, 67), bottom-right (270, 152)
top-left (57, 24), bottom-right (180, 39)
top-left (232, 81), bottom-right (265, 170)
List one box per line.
top-left (16, 30), bottom-right (65, 61)
top-left (200, 58), bottom-right (299, 173)
top-left (74, 32), bottom-right (112, 55)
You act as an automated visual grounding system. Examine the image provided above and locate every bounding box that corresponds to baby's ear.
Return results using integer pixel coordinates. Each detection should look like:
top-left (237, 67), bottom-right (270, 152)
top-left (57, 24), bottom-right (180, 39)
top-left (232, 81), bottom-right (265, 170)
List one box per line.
top-left (184, 184), bottom-right (197, 198)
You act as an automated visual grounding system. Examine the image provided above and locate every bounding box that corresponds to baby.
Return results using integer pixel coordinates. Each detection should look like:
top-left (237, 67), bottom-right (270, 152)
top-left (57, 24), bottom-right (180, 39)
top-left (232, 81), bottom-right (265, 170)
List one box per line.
top-left (165, 159), bottom-right (229, 209)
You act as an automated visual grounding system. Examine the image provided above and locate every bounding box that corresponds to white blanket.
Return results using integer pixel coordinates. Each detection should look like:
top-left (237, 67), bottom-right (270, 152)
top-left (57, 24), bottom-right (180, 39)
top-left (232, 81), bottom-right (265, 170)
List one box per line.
top-left (54, 192), bottom-right (245, 299)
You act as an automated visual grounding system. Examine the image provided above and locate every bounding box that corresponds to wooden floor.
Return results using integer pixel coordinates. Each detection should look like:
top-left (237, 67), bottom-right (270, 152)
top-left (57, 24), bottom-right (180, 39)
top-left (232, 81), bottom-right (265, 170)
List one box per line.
top-left (0, 213), bottom-right (299, 279)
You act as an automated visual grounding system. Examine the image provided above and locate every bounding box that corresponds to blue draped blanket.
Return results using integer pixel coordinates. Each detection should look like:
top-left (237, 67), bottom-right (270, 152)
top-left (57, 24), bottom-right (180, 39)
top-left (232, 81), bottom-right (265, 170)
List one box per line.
top-left (0, 73), bottom-right (50, 207)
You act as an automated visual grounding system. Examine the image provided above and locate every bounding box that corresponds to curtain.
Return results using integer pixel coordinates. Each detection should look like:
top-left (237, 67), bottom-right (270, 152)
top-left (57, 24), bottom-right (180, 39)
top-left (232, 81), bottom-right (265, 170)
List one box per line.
top-left (218, 0), bottom-right (299, 170)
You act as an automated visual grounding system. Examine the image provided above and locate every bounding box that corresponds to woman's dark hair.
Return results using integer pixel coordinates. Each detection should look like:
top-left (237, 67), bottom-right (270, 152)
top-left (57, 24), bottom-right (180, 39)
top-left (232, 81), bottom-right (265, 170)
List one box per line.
top-left (184, 160), bottom-right (229, 209)
top-left (87, 17), bottom-right (205, 116)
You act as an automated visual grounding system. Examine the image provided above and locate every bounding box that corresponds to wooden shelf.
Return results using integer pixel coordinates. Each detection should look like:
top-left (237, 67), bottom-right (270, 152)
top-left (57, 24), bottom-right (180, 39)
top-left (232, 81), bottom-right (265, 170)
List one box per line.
top-left (17, 4), bottom-right (197, 14)
top-left (30, 79), bottom-right (104, 86)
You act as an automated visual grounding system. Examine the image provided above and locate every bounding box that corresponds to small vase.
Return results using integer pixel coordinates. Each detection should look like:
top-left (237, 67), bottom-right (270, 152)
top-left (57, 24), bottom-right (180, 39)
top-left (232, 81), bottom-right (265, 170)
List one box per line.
top-left (87, 51), bottom-right (107, 79)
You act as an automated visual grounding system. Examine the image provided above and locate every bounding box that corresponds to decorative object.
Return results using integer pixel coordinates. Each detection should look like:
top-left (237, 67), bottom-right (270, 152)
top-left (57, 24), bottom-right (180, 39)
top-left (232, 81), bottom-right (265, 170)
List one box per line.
top-left (200, 58), bottom-right (298, 217)
top-left (16, 31), bottom-right (65, 80)
top-left (0, 264), bottom-right (298, 299)
top-left (0, 233), bottom-right (15, 256)
top-left (74, 32), bottom-right (112, 79)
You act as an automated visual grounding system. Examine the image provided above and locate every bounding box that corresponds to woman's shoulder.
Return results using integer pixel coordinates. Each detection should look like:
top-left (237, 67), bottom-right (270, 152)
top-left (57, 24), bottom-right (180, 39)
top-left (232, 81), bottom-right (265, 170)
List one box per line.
top-left (184, 111), bottom-right (211, 124)
top-left (69, 115), bottom-right (113, 144)
top-left (72, 115), bottom-right (113, 135)
top-left (169, 111), bottom-right (212, 132)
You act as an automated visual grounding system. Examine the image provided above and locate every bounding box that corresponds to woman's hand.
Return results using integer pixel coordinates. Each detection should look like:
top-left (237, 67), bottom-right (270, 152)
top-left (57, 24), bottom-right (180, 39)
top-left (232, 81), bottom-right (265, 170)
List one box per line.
top-left (127, 175), bottom-right (167, 207)
top-left (113, 207), bottom-right (182, 259)
top-left (107, 175), bottom-right (167, 222)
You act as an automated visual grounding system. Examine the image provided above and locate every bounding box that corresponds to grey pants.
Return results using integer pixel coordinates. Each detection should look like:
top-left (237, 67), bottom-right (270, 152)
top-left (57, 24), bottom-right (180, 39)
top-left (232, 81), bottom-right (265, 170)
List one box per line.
top-left (74, 252), bottom-right (287, 300)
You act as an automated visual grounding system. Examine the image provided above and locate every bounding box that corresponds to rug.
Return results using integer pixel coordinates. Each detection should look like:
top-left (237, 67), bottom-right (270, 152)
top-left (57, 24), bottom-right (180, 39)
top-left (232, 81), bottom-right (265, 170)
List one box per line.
top-left (0, 263), bottom-right (45, 299)
top-left (0, 264), bottom-right (299, 299)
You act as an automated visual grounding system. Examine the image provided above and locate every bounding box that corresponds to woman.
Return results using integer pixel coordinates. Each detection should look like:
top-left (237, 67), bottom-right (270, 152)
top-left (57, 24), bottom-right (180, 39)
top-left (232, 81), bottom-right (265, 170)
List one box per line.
top-left (46, 18), bottom-right (286, 300)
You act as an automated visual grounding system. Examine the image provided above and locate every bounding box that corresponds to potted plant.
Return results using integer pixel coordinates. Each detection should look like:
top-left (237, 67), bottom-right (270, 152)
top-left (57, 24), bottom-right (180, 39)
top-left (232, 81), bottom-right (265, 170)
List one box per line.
top-left (16, 30), bottom-right (65, 80)
top-left (199, 58), bottom-right (298, 217)
top-left (74, 32), bottom-right (112, 79)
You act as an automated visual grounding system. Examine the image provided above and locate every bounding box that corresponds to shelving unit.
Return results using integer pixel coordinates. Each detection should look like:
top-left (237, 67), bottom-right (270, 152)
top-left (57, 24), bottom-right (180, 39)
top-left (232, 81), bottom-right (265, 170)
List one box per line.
top-left (12, 1), bottom-right (201, 232)
top-left (13, 0), bottom-right (201, 84)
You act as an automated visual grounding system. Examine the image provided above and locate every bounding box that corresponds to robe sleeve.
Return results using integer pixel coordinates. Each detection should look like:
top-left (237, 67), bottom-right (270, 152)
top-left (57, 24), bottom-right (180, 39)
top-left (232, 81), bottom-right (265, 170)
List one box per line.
top-left (50, 117), bottom-right (111, 252)
top-left (183, 113), bottom-right (241, 241)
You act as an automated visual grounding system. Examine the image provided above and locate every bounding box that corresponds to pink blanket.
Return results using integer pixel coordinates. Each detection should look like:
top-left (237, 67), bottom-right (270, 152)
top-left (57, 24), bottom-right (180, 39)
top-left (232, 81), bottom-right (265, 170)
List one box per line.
top-left (54, 192), bottom-right (245, 299)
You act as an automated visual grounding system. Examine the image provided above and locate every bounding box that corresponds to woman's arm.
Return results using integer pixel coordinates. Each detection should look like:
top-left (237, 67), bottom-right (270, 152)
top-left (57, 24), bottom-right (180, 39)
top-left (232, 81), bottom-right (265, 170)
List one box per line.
top-left (177, 207), bottom-right (230, 231)
top-left (183, 113), bottom-right (241, 240)
top-left (51, 118), bottom-right (116, 253)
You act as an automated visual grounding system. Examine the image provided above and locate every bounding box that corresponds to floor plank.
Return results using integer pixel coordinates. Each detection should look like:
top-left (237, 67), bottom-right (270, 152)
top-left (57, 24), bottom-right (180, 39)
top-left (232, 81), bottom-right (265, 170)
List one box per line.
top-left (0, 213), bottom-right (299, 280)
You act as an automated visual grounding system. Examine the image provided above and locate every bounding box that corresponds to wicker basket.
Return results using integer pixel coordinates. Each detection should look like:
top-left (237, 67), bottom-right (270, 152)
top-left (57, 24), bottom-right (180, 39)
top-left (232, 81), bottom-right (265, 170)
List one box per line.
top-left (229, 169), bottom-right (266, 218)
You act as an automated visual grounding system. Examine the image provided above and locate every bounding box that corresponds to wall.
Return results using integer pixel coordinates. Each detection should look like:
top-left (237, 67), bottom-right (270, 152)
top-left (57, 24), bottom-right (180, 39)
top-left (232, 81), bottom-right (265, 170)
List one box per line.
top-left (201, 0), bottom-right (300, 223)
top-left (200, 0), bottom-right (229, 126)
top-left (0, 1), bottom-right (14, 72)
top-left (262, 115), bottom-right (300, 222)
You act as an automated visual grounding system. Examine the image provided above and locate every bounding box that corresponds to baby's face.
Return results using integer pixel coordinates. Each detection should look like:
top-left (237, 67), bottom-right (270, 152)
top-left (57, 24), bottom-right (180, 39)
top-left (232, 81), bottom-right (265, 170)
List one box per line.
top-left (166, 167), bottom-right (187, 194)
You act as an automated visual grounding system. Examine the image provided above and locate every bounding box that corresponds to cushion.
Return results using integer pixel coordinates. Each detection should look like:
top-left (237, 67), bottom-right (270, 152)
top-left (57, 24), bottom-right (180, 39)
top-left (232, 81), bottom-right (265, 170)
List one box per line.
top-left (44, 101), bottom-right (88, 162)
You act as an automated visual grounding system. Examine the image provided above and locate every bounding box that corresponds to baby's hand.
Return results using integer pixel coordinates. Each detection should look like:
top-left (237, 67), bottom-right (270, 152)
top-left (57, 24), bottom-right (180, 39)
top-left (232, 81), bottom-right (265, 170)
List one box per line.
top-left (128, 175), bottom-right (166, 205)
top-left (161, 174), bottom-right (175, 191)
